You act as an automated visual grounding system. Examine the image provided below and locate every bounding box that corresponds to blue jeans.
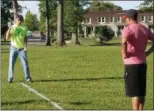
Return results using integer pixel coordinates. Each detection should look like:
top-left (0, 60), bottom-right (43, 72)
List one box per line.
top-left (8, 45), bottom-right (31, 81)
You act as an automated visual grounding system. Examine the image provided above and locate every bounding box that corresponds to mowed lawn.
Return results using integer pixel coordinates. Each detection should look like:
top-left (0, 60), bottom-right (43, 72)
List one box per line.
top-left (1, 39), bottom-right (153, 110)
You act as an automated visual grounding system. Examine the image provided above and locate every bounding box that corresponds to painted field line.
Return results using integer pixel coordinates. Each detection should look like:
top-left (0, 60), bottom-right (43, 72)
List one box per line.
top-left (21, 82), bottom-right (64, 110)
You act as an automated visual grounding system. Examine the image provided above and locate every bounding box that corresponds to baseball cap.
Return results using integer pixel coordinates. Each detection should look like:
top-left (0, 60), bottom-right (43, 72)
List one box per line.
top-left (122, 9), bottom-right (138, 20)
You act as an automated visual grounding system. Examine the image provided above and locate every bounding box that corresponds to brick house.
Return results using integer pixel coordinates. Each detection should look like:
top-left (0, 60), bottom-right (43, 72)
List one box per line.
top-left (81, 10), bottom-right (154, 38)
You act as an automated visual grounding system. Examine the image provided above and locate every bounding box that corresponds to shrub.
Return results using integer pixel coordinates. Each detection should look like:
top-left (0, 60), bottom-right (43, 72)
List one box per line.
top-left (95, 26), bottom-right (114, 44)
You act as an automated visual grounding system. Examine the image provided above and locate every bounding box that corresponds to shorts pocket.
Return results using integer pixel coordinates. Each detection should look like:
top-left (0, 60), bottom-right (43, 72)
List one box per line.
top-left (124, 72), bottom-right (129, 79)
top-left (124, 65), bottom-right (130, 79)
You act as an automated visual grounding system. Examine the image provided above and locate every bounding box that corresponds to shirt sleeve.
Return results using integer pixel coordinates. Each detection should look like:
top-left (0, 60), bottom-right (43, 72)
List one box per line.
top-left (122, 27), bottom-right (131, 40)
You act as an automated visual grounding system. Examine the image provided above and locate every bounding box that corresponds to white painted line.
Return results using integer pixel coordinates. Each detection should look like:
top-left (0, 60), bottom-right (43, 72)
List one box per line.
top-left (21, 82), bottom-right (64, 110)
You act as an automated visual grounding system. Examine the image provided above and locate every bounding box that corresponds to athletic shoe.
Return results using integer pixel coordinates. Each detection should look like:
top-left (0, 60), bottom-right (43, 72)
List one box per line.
top-left (26, 78), bottom-right (33, 83)
top-left (8, 79), bottom-right (13, 83)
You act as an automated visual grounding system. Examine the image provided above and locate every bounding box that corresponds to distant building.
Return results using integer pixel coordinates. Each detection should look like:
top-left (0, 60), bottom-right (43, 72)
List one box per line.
top-left (81, 10), bottom-right (153, 38)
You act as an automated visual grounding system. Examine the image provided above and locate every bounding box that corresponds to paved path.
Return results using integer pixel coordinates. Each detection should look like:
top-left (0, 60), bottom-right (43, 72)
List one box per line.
top-left (1, 36), bottom-right (47, 46)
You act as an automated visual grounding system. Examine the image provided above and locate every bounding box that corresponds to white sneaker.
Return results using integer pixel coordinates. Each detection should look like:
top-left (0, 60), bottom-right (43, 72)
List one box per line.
top-left (26, 78), bottom-right (32, 83)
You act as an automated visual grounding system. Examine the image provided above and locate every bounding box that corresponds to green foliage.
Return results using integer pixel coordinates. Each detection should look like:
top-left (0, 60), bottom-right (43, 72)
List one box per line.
top-left (138, 0), bottom-right (154, 11)
top-left (24, 10), bottom-right (39, 31)
top-left (95, 26), bottom-right (114, 43)
top-left (89, 1), bottom-right (123, 11)
top-left (39, 16), bottom-right (46, 33)
top-left (1, 0), bottom-right (22, 36)
top-left (38, 0), bottom-right (57, 32)
top-left (64, 0), bottom-right (89, 33)
top-left (1, 0), bottom-right (13, 36)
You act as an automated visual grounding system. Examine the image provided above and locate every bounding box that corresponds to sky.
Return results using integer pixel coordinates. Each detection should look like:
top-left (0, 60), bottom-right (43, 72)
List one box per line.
top-left (18, 1), bottom-right (144, 19)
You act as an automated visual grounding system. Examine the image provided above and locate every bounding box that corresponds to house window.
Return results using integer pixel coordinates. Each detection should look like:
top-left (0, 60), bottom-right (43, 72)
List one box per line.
top-left (101, 17), bottom-right (105, 23)
top-left (117, 16), bottom-right (121, 23)
top-left (98, 17), bottom-right (101, 23)
top-left (97, 17), bottom-right (105, 23)
top-left (148, 16), bottom-right (153, 22)
top-left (140, 16), bottom-right (145, 22)
top-left (109, 17), bottom-right (114, 23)
top-left (85, 17), bottom-right (91, 24)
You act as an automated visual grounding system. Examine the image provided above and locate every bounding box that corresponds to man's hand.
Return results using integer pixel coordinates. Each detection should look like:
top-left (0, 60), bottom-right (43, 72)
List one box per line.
top-left (24, 47), bottom-right (27, 51)
top-left (24, 37), bottom-right (28, 52)
top-left (123, 53), bottom-right (129, 59)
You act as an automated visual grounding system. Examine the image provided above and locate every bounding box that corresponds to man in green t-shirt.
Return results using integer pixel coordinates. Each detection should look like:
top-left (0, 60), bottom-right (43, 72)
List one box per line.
top-left (6, 15), bottom-right (32, 83)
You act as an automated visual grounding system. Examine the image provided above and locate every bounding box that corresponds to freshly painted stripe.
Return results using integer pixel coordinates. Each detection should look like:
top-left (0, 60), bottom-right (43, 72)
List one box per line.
top-left (21, 82), bottom-right (64, 110)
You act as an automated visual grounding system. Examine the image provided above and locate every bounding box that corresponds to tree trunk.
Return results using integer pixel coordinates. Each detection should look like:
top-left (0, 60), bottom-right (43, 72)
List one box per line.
top-left (57, 0), bottom-right (66, 46)
top-left (12, 0), bottom-right (18, 22)
top-left (71, 27), bottom-right (81, 45)
top-left (45, 0), bottom-right (51, 46)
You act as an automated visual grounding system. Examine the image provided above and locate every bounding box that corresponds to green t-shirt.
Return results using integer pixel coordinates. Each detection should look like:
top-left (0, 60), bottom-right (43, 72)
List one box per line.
top-left (10, 24), bottom-right (29, 48)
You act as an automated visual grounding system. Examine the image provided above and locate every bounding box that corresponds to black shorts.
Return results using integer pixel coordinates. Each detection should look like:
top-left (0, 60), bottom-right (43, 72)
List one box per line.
top-left (124, 64), bottom-right (147, 97)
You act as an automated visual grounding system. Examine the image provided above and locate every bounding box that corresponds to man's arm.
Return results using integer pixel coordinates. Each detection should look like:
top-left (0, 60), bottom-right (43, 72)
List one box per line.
top-left (121, 36), bottom-right (128, 59)
top-left (146, 31), bottom-right (154, 57)
top-left (6, 27), bottom-right (12, 40)
top-left (121, 27), bottom-right (131, 59)
top-left (146, 42), bottom-right (154, 57)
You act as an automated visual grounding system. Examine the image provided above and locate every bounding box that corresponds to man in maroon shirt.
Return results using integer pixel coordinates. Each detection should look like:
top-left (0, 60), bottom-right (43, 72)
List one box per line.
top-left (121, 9), bottom-right (154, 110)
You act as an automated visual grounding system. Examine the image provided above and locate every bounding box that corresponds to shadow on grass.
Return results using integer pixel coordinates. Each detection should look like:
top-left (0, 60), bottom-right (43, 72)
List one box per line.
top-left (70, 101), bottom-right (90, 105)
top-left (1, 99), bottom-right (42, 106)
top-left (34, 76), bottom-right (123, 83)
top-left (1, 51), bottom-right (9, 53)
top-left (1, 47), bottom-right (10, 53)
top-left (90, 43), bottom-right (121, 47)
top-left (62, 101), bottom-right (91, 106)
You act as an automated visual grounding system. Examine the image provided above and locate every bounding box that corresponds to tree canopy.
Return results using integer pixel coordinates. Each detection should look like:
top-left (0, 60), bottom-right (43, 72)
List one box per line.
top-left (1, 0), bottom-right (13, 36)
top-left (88, 0), bottom-right (123, 11)
top-left (138, 0), bottom-right (154, 11)
top-left (24, 10), bottom-right (39, 31)
top-left (38, 0), bottom-right (57, 33)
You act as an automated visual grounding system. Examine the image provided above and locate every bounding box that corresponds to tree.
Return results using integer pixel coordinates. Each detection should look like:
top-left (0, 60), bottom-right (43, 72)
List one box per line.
top-left (138, 0), bottom-right (154, 11)
top-left (33, 14), bottom-right (39, 31)
top-left (38, 0), bottom-right (90, 46)
top-left (24, 10), bottom-right (39, 31)
top-left (39, 15), bottom-right (46, 33)
top-left (88, 0), bottom-right (123, 11)
top-left (12, 0), bottom-right (18, 21)
top-left (57, 0), bottom-right (66, 46)
top-left (64, 0), bottom-right (79, 45)
top-left (38, 0), bottom-right (57, 45)
top-left (64, 0), bottom-right (90, 45)
top-left (45, 0), bottom-right (51, 46)
top-left (12, 0), bottom-right (22, 21)
top-left (1, 0), bottom-right (21, 40)
top-left (1, 0), bottom-right (13, 38)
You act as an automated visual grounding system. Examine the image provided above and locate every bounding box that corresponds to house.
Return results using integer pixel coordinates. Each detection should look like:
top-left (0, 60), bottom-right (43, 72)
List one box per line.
top-left (81, 10), bottom-right (154, 38)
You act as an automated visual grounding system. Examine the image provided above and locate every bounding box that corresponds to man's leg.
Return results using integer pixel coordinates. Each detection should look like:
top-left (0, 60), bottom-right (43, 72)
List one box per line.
top-left (8, 46), bottom-right (18, 82)
top-left (18, 49), bottom-right (31, 81)
top-left (132, 97), bottom-right (140, 110)
top-left (138, 64), bottom-right (147, 110)
top-left (139, 96), bottom-right (145, 110)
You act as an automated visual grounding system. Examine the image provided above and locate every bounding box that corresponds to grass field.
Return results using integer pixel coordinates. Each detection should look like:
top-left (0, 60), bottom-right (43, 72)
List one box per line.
top-left (1, 38), bottom-right (153, 110)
